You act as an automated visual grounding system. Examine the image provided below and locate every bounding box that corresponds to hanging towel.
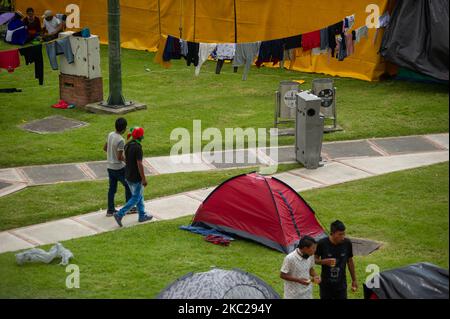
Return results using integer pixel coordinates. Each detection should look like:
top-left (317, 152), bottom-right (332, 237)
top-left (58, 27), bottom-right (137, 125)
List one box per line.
top-left (302, 30), bottom-right (321, 51)
top-left (19, 44), bottom-right (44, 85)
top-left (320, 28), bottom-right (329, 50)
top-left (283, 34), bottom-right (302, 50)
top-left (0, 49), bottom-right (20, 73)
top-left (45, 37), bottom-right (74, 70)
top-left (195, 43), bottom-right (217, 76)
top-left (233, 42), bottom-right (261, 81)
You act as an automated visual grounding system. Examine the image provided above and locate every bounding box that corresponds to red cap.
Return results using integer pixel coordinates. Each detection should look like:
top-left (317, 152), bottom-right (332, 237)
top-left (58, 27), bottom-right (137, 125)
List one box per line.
top-left (132, 127), bottom-right (144, 139)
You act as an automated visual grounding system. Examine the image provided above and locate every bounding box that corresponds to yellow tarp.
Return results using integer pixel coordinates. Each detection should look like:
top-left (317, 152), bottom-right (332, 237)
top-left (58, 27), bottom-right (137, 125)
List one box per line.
top-left (15, 0), bottom-right (389, 81)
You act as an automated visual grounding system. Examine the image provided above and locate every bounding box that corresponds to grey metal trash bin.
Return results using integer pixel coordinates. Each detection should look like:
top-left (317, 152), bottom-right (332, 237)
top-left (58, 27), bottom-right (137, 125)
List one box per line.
top-left (295, 91), bottom-right (324, 169)
top-left (274, 81), bottom-right (300, 127)
top-left (312, 78), bottom-right (339, 132)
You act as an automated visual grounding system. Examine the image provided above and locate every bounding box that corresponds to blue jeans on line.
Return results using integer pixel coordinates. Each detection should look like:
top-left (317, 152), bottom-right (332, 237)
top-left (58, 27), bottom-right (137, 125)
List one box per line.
top-left (107, 168), bottom-right (131, 212)
top-left (117, 180), bottom-right (146, 219)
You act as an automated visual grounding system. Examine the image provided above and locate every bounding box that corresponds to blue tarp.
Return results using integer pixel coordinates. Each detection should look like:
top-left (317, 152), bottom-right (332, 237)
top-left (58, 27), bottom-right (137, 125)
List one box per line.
top-left (179, 225), bottom-right (235, 241)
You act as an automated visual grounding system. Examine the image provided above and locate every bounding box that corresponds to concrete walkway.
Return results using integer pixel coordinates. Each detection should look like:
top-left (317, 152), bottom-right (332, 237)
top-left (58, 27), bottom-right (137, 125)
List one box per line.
top-left (0, 133), bottom-right (448, 197)
top-left (0, 133), bottom-right (448, 254)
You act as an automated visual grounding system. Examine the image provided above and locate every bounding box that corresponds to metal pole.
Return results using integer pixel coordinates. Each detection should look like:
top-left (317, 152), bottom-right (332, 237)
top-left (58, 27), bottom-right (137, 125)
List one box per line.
top-left (106, 0), bottom-right (126, 106)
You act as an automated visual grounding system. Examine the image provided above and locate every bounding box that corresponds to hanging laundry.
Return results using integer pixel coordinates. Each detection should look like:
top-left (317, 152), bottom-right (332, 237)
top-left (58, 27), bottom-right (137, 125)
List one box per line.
top-left (19, 44), bottom-right (44, 85)
top-left (255, 39), bottom-right (284, 67)
top-left (327, 21), bottom-right (344, 57)
top-left (312, 48), bottom-right (328, 55)
top-left (185, 41), bottom-right (200, 67)
top-left (345, 32), bottom-right (354, 56)
top-left (154, 35), bottom-right (172, 68)
top-left (45, 36), bottom-right (74, 70)
top-left (0, 49), bottom-right (20, 73)
top-left (283, 34), bottom-right (302, 50)
top-left (163, 35), bottom-right (182, 61)
top-left (180, 39), bottom-right (188, 57)
top-left (281, 48), bottom-right (297, 70)
top-left (336, 33), bottom-right (347, 61)
top-left (195, 43), bottom-right (217, 76)
top-left (216, 43), bottom-right (235, 60)
top-left (355, 26), bottom-right (369, 43)
top-left (232, 42), bottom-right (261, 81)
top-left (320, 28), bottom-right (329, 50)
top-left (378, 12), bottom-right (390, 28)
top-left (302, 30), bottom-right (321, 51)
top-left (344, 14), bottom-right (355, 31)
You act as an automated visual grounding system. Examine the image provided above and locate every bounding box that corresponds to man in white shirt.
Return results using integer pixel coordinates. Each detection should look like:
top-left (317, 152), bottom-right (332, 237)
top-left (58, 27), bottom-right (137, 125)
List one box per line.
top-left (42, 10), bottom-right (63, 41)
top-left (280, 236), bottom-right (321, 299)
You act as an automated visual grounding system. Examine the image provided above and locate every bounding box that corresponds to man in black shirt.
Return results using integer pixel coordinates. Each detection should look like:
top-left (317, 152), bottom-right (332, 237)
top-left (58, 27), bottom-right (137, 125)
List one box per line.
top-left (114, 127), bottom-right (153, 227)
top-left (315, 220), bottom-right (358, 299)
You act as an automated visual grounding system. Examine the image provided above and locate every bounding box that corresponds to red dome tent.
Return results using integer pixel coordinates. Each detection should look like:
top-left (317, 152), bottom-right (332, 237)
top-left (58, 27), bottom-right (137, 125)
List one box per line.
top-left (192, 172), bottom-right (327, 253)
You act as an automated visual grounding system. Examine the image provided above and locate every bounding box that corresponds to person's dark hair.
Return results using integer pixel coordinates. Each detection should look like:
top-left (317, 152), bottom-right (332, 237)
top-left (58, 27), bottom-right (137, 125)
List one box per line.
top-left (297, 235), bottom-right (316, 249)
top-left (115, 117), bottom-right (127, 132)
top-left (26, 8), bottom-right (34, 13)
top-left (330, 220), bottom-right (346, 234)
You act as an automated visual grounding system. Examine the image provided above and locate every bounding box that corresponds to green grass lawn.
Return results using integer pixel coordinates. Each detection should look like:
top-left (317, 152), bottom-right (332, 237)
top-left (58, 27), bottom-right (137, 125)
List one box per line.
top-left (0, 163), bottom-right (447, 299)
top-left (0, 42), bottom-right (448, 168)
top-left (0, 163), bottom-right (300, 232)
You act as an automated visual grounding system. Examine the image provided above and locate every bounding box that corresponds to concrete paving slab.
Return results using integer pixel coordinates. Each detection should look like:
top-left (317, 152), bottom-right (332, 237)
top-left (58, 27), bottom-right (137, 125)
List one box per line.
top-left (85, 162), bottom-right (110, 179)
top-left (261, 146), bottom-right (296, 163)
top-left (0, 182), bottom-right (27, 197)
top-left (289, 162), bottom-right (373, 185)
top-left (0, 232), bottom-right (35, 254)
top-left (425, 134), bottom-right (449, 150)
top-left (0, 181), bottom-right (11, 190)
top-left (74, 210), bottom-right (158, 231)
top-left (371, 136), bottom-right (441, 155)
top-left (322, 140), bottom-right (381, 159)
top-left (21, 164), bottom-right (90, 185)
top-left (0, 168), bottom-right (26, 183)
top-left (272, 173), bottom-right (322, 192)
top-left (339, 151), bottom-right (449, 175)
top-left (204, 149), bottom-right (262, 169)
top-left (186, 187), bottom-right (216, 201)
top-left (145, 194), bottom-right (201, 220)
top-left (12, 219), bottom-right (98, 245)
top-left (146, 154), bottom-right (212, 174)
top-left (19, 115), bottom-right (88, 134)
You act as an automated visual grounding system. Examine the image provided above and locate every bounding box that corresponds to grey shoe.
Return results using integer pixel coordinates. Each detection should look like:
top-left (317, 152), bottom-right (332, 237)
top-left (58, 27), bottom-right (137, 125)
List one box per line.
top-left (138, 214), bottom-right (153, 223)
top-left (113, 213), bottom-right (123, 227)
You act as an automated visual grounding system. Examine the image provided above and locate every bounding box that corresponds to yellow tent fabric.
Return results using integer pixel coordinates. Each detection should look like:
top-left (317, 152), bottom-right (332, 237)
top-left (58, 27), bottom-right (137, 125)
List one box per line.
top-left (15, 0), bottom-right (389, 81)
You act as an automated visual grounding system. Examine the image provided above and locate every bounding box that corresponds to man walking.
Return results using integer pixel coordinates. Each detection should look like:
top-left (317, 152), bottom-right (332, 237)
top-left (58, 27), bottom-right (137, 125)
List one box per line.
top-left (315, 220), bottom-right (358, 299)
top-left (104, 117), bottom-right (136, 217)
top-left (114, 126), bottom-right (153, 227)
top-left (280, 236), bottom-right (321, 299)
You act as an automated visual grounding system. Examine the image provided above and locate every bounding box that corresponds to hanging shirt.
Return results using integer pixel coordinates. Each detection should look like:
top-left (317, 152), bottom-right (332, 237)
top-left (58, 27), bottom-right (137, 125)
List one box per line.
top-left (163, 35), bottom-right (182, 61)
top-left (327, 21), bottom-right (343, 57)
top-left (45, 36), bottom-right (74, 70)
top-left (345, 32), bottom-right (354, 56)
top-left (232, 42), bottom-right (261, 81)
top-left (344, 14), bottom-right (355, 31)
top-left (283, 34), bottom-right (302, 50)
top-left (43, 16), bottom-right (62, 34)
top-left (18, 44), bottom-right (44, 85)
top-left (195, 43), bottom-right (217, 76)
top-left (0, 49), bottom-right (20, 72)
top-left (215, 43), bottom-right (235, 60)
top-left (302, 30), bottom-right (321, 51)
top-left (255, 39), bottom-right (284, 67)
top-left (355, 26), bottom-right (369, 43)
top-left (320, 28), bottom-right (329, 50)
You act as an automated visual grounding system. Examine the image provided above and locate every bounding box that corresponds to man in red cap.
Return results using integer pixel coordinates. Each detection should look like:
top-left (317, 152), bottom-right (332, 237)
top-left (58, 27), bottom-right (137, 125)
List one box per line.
top-left (114, 127), bottom-right (153, 226)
